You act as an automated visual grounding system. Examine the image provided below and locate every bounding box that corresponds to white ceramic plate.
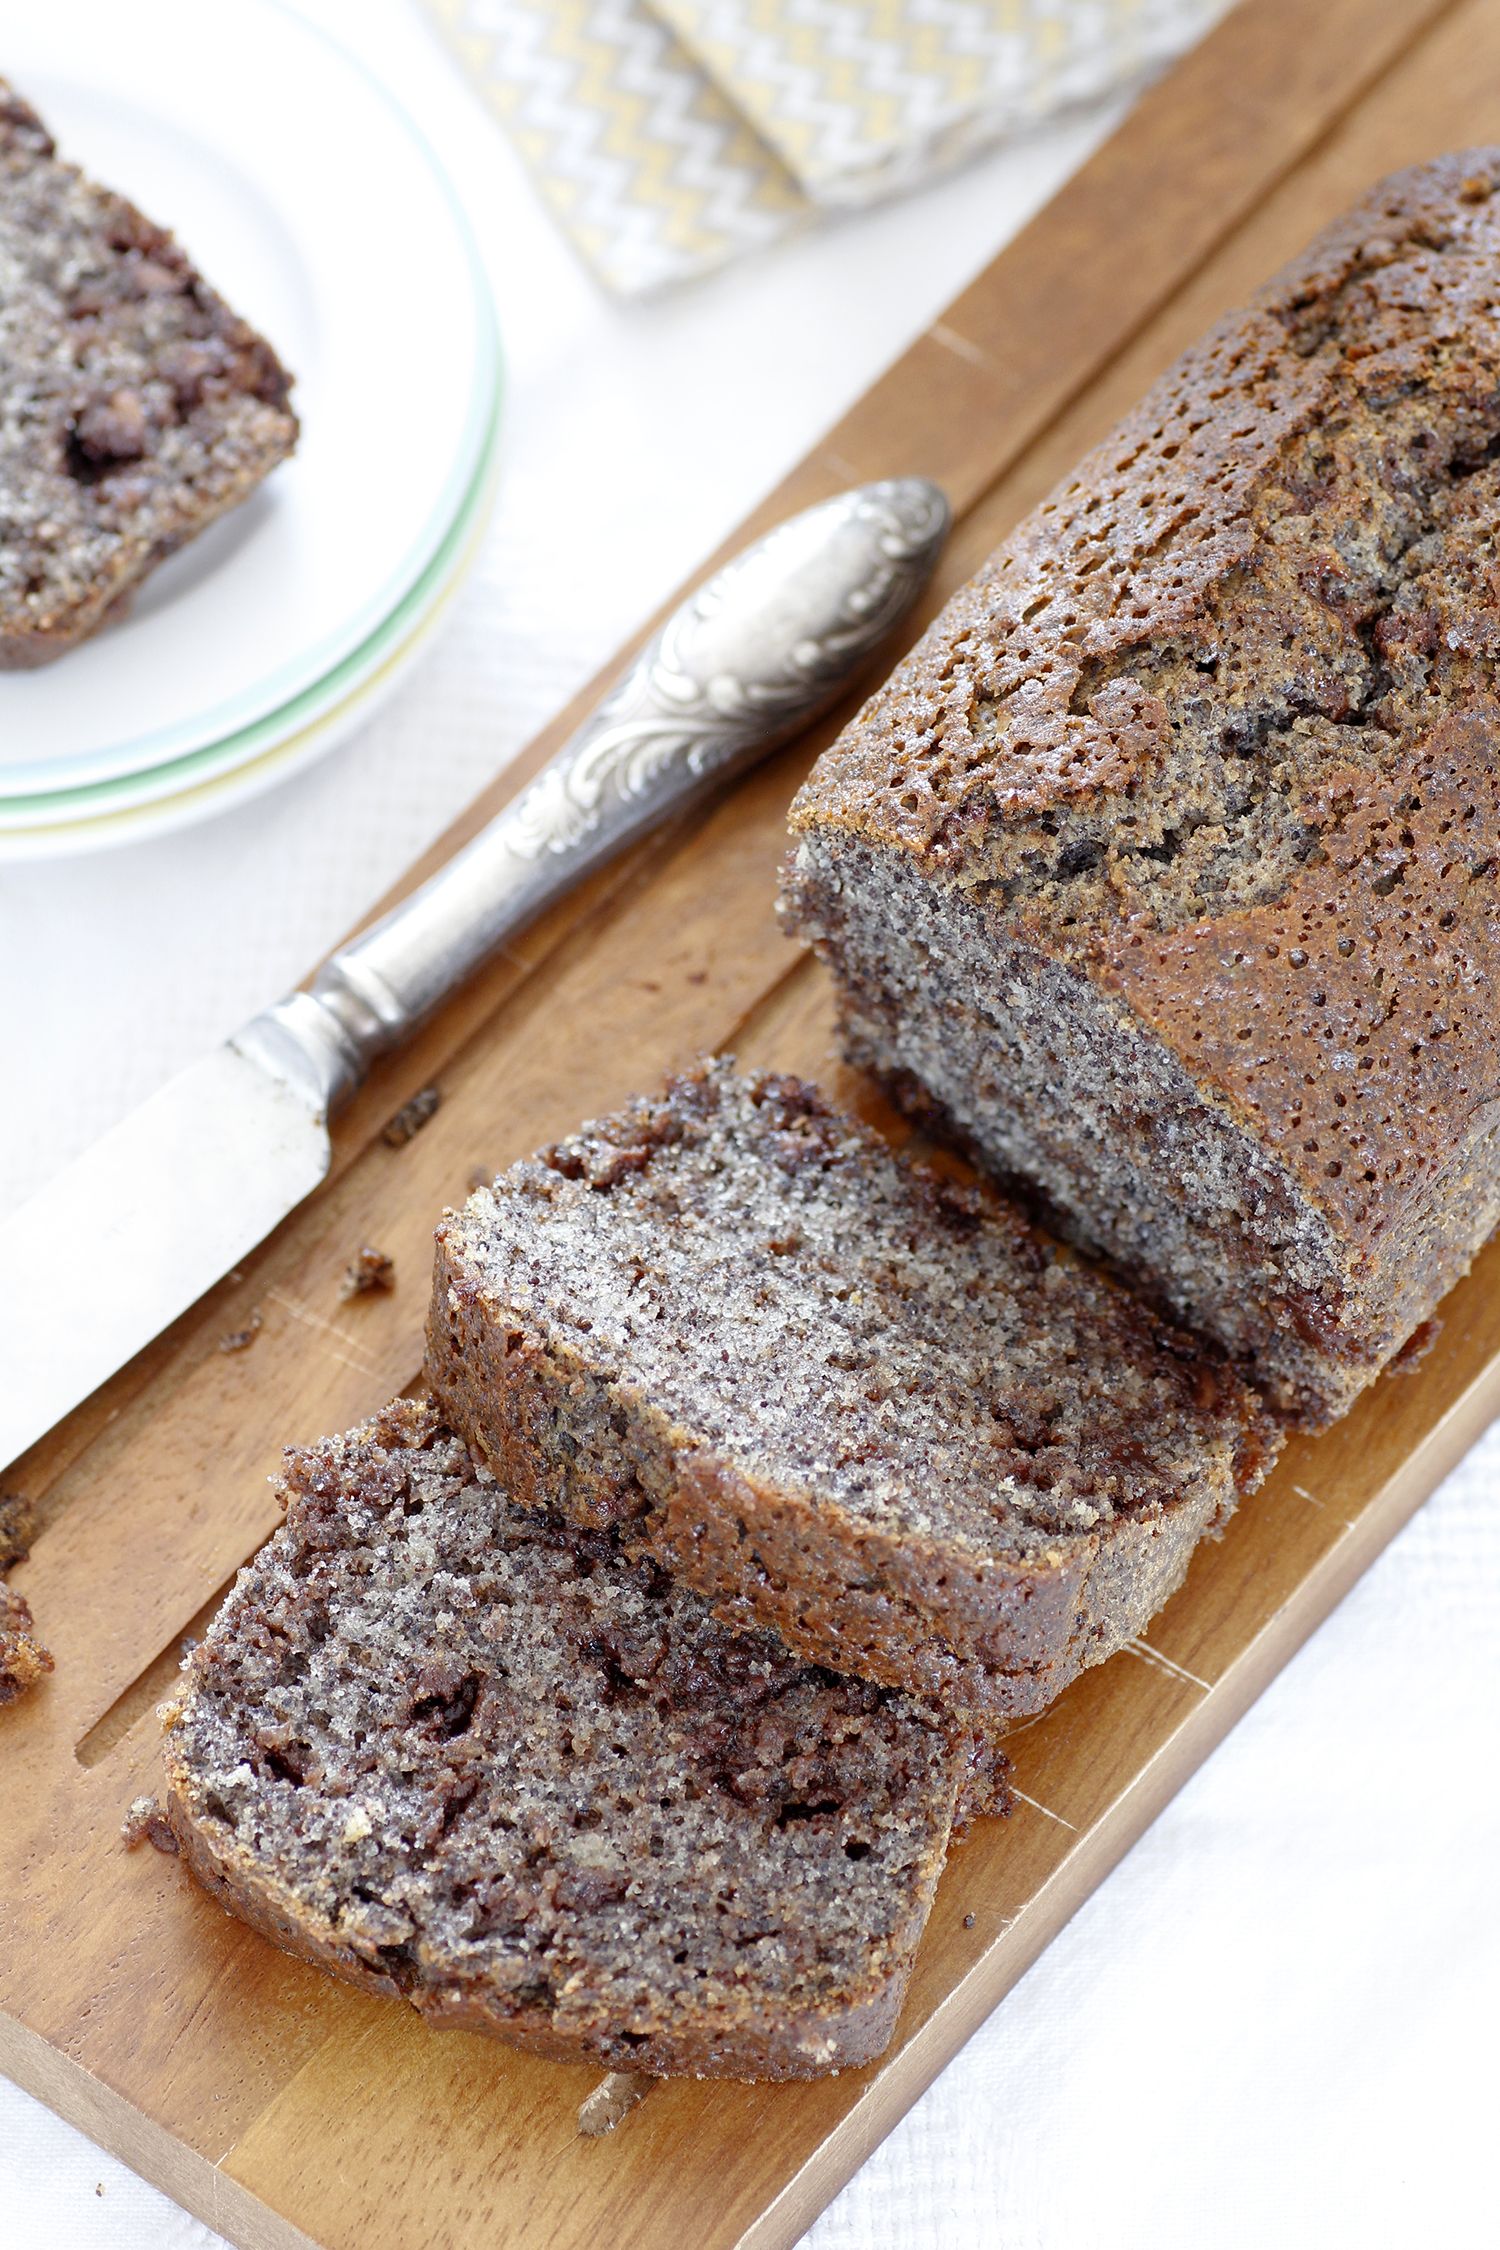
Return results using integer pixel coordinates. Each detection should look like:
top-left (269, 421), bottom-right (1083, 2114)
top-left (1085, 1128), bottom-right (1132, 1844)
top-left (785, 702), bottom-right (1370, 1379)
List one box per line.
top-left (0, 0), bottom-right (498, 796)
top-left (0, 432), bottom-right (499, 859)
top-left (0, 381), bottom-right (502, 836)
top-left (0, 400), bottom-right (502, 858)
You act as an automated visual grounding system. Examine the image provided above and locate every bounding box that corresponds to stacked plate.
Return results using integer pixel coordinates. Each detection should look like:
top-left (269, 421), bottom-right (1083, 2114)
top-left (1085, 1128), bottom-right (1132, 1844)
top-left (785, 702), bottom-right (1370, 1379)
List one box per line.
top-left (0, 0), bottom-right (501, 858)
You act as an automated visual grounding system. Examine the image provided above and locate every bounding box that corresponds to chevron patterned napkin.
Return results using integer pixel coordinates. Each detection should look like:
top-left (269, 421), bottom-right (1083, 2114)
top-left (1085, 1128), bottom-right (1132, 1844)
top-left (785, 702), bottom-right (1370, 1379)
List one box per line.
top-left (421, 0), bottom-right (1228, 293)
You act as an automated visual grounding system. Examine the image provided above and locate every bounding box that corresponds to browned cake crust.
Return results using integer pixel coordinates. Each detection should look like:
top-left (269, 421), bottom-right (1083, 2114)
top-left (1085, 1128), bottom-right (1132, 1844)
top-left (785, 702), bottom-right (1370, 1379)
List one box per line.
top-left (426, 1063), bottom-right (1276, 1720)
top-left (781, 154), bottom-right (1500, 1425)
top-left (0, 80), bottom-right (297, 665)
top-left (163, 1401), bottom-right (1001, 2082)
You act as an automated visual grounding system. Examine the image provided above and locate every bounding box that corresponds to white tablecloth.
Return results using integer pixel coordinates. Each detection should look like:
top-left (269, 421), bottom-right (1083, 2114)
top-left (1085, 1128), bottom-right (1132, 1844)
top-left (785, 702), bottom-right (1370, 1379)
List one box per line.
top-left (2, 5), bottom-right (1495, 2245)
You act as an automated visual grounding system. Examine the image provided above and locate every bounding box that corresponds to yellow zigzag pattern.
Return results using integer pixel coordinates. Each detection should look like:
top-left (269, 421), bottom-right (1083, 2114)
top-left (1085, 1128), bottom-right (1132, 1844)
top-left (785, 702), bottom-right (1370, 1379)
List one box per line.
top-left (420, 0), bottom-right (1224, 289)
top-left (655, 0), bottom-right (1225, 203)
top-left (422, 0), bottom-right (803, 293)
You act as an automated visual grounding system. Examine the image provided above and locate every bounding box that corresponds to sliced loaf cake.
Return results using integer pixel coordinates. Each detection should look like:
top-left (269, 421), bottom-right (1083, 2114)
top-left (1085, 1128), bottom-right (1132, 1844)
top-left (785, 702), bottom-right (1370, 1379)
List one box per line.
top-left (162, 1399), bottom-right (1000, 2081)
top-left (426, 1062), bottom-right (1276, 1719)
top-left (781, 154), bottom-right (1500, 1424)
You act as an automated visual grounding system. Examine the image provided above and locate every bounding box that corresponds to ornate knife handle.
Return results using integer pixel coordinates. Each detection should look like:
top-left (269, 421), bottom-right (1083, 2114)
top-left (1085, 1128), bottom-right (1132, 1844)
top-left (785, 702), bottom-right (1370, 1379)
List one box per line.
top-left (245, 478), bottom-right (949, 1114)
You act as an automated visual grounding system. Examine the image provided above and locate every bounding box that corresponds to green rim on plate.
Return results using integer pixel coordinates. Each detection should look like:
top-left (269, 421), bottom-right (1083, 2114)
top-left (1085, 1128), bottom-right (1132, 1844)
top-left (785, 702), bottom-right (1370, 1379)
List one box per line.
top-left (0, 361), bottom-right (503, 832)
top-left (0, 467), bottom-right (497, 858)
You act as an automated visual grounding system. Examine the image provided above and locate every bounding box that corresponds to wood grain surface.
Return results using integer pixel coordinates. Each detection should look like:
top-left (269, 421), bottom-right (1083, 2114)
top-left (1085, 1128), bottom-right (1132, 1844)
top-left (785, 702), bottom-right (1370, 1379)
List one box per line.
top-left (3, 1), bottom-right (1496, 2244)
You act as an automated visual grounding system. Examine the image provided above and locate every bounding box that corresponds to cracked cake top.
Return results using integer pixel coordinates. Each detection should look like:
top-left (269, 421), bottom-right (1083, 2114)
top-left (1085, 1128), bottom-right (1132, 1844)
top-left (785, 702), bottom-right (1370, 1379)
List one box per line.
top-left (788, 152), bottom-right (1500, 1247)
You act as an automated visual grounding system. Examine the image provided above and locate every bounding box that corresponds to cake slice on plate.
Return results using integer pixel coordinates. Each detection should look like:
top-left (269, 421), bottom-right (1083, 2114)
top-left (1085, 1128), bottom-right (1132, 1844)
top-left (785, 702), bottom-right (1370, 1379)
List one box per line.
top-left (0, 78), bottom-right (297, 665)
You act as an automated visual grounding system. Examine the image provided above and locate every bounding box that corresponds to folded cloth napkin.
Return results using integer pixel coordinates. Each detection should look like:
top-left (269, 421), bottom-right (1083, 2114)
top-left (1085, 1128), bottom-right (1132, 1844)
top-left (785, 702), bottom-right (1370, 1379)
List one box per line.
top-left (421, 0), bottom-right (1229, 293)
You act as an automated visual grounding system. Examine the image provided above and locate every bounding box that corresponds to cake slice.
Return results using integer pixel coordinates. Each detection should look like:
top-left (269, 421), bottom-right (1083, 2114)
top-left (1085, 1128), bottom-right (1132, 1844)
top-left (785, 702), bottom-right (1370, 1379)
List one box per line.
top-left (0, 80), bottom-right (297, 666)
top-left (162, 1400), bottom-right (1000, 2081)
top-left (426, 1062), bottom-right (1276, 1719)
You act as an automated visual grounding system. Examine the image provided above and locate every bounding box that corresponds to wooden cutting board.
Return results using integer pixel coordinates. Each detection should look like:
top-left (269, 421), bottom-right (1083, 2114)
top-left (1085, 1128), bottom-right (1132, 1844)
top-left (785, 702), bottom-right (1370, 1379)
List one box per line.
top-left (4, 1), bottom-right (1498, 2242)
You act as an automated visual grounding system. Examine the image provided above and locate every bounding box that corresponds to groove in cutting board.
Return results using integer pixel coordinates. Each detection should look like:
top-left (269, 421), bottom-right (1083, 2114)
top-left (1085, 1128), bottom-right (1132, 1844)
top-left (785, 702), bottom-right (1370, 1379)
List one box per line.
top-left (75, 1567), bottom-right (244, 1772)
top-left (3, 3), bottom-right (1495, 2247)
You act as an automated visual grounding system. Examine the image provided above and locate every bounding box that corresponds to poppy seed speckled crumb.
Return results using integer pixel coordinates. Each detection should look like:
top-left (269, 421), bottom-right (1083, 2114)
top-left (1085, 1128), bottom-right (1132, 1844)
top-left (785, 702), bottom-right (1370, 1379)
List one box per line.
top-left (162, 1399), bottom-right (1007, 2081)
top-left (426, 1061), bottom-right (1276, 1720)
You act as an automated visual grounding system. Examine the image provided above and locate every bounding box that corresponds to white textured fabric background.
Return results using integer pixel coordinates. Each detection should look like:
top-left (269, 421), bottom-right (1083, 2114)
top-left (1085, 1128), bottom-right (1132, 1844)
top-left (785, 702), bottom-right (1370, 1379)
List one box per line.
top-left (1, 3), bottom-right (1496, 2246)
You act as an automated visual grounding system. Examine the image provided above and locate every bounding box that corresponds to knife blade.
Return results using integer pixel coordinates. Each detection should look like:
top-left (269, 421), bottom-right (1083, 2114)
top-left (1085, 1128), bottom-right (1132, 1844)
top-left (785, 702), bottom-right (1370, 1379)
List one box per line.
top-left (0, 478), bottom-right (949, 1470)
top-left (0, 1040), bottom-right (331, 1469)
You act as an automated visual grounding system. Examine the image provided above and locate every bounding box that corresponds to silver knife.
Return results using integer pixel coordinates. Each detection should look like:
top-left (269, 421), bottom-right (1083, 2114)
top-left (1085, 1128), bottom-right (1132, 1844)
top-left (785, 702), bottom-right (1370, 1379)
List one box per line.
top-left (0, 478), bottom-right (949, 1471)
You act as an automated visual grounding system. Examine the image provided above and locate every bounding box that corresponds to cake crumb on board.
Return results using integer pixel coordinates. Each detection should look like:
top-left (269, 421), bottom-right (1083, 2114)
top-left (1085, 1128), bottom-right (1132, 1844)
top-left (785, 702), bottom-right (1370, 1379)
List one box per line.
top-left (0, 1584), bottom-right (53, 1707)
top-left (0, 1489), bottom-right (36, 1569)
top-left (339, 1246), bottom-right (395, 1301)
top-left (381, 1086), bottom-right (442, 1147)
top-left (219, 1309), bottom-right (263, 1353)
top-left (121, 1795), bottom-right (179, 1854)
